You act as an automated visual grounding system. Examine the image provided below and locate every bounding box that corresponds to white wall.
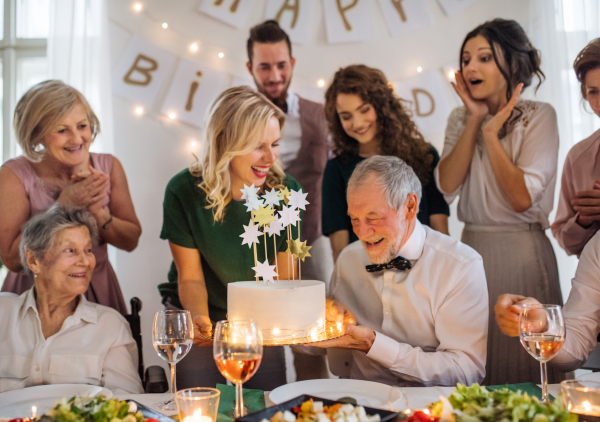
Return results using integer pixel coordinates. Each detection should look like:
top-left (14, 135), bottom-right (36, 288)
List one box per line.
top-left (106, 0), bottom-right (534, 371)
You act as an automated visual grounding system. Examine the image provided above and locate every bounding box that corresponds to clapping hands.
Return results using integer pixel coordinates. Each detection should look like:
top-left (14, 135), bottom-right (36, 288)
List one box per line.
top-left (58, 165), bottom-right (109, 210)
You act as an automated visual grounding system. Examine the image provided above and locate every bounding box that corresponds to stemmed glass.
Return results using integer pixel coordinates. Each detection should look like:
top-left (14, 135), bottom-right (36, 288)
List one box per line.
top-left (213, 320), bottom-right (263, 418)
top-left (519, 304), bottom-right (566, 403)
top-left (153, 310), bottom-right (194, 411)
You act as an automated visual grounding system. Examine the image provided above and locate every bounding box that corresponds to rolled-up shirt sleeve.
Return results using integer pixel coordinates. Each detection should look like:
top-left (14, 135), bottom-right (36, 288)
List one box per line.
top-left (515, 103), bottom-right (559, 206)
top-left (365, 258), bottom-right (488, 386)
top-left (552, 232), bottom-right (600, 372)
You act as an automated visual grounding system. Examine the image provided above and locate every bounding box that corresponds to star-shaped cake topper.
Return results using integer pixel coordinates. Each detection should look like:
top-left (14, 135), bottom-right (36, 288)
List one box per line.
top-left (286, 238), bottom-right (304, 257)
top-left (244, 195), bottom-right (262, 212)
top-left (265, 218), bottom-right (284, 237)
top-left (278, 205), bottom-right (300, 227)
top-left (253, 205), bottom-right (276, 227)
top-left (298, 241), bottom-right (312, 262)
top-left (288, 189), bottom-right (309, 211)
top-left (240, 184), bottom-right (260, 201)
top-left (240, 218), bottom-right (262, 248)
top-left (278, 187), bottom-right (291, 205)
top-left (262, 188), bottom-right (282, 208)
top-left (252, 259), bottom-right (278, 284)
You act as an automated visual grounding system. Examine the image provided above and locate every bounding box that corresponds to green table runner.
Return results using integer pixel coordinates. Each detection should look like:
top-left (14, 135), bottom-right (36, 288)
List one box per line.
top-left (216, 383), bottom-right (266, 422)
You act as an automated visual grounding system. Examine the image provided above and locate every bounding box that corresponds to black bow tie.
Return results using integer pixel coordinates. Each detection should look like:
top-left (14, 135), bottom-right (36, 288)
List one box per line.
top-left (275, 100), bottom-right (288, 114)
top-left (366, 256), bottom-right (412, 272)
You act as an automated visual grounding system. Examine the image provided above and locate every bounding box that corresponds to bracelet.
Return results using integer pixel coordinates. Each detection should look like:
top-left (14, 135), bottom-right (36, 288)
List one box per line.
top-left (101, 215), bottom-right (113, 230)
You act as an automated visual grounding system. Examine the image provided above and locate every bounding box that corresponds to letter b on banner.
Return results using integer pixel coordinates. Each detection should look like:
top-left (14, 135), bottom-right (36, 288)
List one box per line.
top-left (112, 36), bottom-right (176, 108)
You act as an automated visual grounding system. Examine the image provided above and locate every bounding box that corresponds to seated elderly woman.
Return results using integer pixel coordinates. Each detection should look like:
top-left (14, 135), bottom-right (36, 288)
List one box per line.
top-left (0, 204), bottom-right (143, 393)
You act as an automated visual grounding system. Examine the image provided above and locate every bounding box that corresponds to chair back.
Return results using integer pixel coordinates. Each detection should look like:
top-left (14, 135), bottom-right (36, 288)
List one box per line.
top-left (123, 297), bottom-right (144, 382)
top-left (326, 348), bottom-right (353, 378)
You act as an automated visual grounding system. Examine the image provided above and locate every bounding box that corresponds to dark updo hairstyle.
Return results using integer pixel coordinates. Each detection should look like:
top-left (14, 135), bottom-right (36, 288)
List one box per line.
top-left (324, 65), bottom-right (433, 185)
top-left (573, 38), bottom-right (600, 99)
top-left (460, 19), bottom-right (545, 103)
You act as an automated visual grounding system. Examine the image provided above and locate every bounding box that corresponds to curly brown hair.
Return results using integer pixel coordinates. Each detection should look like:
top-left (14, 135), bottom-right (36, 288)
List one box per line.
top-left (324, 65), bottom-right (432, 184)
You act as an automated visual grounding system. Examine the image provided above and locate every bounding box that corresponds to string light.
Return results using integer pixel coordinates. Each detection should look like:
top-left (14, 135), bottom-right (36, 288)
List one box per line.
top-left (417, 66), bottom-right (423, 73)
top-left (191, 140), bottom-right (197, 147)
top-left (133, 3), bottom-right (142, 12)
top-left (218, 52), bottom-right (224, 59)
top-left (134, 106), bottom-right (144, 116)
top-left (190, 42), bottom-right (198, 52)
top-left (168, 112), bottom-right (176, 120)
top-left (162, 22), bottom-right (168, 29)
top-left (317, 79), bottom-right (325, 87)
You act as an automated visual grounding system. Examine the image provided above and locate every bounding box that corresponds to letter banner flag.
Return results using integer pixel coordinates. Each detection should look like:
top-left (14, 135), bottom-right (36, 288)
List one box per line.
top-left (393, 71), bottom-right (452, 136)
top-left (376, 0), bottom-right (433, 37)
top-left (322, 0), bottom-right (374, 44)
top-left (436, 0), bottom-right (480, 16)
top-left (264, 0), bottom-right (318, 45)
top-left (112, 35), bottom-right (176, 108)
top-left (198, 0), bottom-right (253, 29)
top-left (161, 58), bottom-right (230, 128)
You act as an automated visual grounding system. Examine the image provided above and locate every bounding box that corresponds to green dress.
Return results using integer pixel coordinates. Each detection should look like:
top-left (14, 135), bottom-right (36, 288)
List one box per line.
top-left (159, 168), bottom-right (302, 321)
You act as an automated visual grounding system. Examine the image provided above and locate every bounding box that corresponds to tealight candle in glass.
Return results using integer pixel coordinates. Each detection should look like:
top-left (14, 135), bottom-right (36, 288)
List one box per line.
top-left (561, 380), bottom-right (600, 422)
top-left (175, 387), bottom-right (220, 422)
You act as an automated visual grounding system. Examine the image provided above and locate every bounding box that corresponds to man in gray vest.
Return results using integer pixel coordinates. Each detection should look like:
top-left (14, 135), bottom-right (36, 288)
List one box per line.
top-left (247, 20), bottom-right (330, 380)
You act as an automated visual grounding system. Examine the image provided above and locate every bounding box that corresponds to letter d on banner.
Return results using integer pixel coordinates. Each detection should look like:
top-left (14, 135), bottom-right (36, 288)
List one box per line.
top-left (112, 36), bottom-right (176, 109)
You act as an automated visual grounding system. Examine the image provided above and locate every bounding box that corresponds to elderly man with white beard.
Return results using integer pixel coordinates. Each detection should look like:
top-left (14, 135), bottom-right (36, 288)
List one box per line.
top-left (309, 156), bottom-right (489, 386)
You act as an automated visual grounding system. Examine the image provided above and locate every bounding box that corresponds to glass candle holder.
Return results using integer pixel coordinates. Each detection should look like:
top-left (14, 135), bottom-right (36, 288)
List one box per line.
top-left (175, 388), bottom-right (221, 422)
top-left (561, 380), bottom-right (600, 422)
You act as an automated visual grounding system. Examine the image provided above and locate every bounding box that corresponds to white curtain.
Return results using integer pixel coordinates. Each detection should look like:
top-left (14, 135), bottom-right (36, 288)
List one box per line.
top-left (528, 0), bottom-right (600, 297)
top-left (47, 0), bottom-right (114, 153)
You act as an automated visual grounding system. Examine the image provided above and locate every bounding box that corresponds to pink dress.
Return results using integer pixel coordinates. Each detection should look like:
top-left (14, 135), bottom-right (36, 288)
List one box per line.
top-left (0, 153), bottom-right (128, 315)
top-left (552, 128), bottom-right (600, 256)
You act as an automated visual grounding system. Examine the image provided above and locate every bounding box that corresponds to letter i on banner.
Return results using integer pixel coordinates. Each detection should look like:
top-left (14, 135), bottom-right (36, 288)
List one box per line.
top-left (264, 0), bottom-right (317, 45)
top-left (322, 0), bottom-right (374, 43)
top-left (198, 0), bottom-right (253, 28)
top-left (112, 36), bottom-right (176, 108)
top-left (376, 0), bottom-right (434, 36)
top-left (161, 58), bottom-right (230, 127)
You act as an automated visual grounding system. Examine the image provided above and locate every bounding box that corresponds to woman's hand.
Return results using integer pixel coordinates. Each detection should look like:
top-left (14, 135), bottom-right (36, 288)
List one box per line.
top-left (192, 314), bottom-right (214, 347)
top-left (482, 83), bottom-right (524, 139)
top-left (573, 181), bottom-right (600, 228)
top-left (57, 166), bottom-right (109, 208)
top-left (494, 293), bottom-right (541, 337)
top-left (451, 71), bottom-right (489, 119)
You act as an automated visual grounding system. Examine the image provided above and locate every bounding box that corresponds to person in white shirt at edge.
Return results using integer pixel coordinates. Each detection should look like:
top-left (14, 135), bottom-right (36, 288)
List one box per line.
top-left (308, 156), bottom-right (489, 386)
top-left (0, 204), bottom-right (143, 394)
top-left (246, 19), bottom-right (330, 381)
top-left (495, 230), bottom-right (600, 372)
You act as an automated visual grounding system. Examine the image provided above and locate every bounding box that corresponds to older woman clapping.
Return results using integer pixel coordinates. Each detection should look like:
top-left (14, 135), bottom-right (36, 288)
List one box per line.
top-left (0, 205), bottom-right (143, 394)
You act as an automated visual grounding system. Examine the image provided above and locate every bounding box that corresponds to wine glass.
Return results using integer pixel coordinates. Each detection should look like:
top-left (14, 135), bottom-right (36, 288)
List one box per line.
top-left (153, 310), bottom-right (194, 411)
top-left (213, 320), bottom-right (263, 418)
top-left (519, 304), bottom-right (566, 403)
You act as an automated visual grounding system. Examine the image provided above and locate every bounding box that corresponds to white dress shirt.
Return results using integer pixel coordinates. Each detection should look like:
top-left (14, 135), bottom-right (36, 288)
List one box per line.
top-left (552, 231), bottom-right (600, 371)
top-left (434, 101), bottom-right (559, 228)
top-left (278, 92), bottom-right (303, 169)
top-left (0, 289), bottom-right (144, 393)
top-left (330, 221), bottom-right (489, 386)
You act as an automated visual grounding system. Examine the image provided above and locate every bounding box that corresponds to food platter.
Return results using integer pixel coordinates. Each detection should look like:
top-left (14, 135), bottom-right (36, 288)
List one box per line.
top-left (198, 319), bottom-right (345, 346)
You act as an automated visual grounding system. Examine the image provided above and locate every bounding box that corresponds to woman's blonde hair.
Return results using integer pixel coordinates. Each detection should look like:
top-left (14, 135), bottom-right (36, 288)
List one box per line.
top-left (192, 86), bottom-right (286, 221)
top-left (14, 80), bottom-right (100, 162)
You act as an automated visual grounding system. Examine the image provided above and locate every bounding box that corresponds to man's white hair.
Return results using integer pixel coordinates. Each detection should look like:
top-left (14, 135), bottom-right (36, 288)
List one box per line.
top-left (347, 155), bottom-right (422, 211)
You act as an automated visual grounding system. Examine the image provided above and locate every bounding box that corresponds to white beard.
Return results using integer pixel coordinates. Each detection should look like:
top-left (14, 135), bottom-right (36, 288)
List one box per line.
top-left (362, 214), bottom-right (408, 264)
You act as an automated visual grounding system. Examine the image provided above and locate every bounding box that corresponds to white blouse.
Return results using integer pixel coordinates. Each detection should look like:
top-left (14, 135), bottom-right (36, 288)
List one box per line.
top-left (0, 289), bottom-right (144, 394)
top-left (434, 101), bottom-right (559, 228)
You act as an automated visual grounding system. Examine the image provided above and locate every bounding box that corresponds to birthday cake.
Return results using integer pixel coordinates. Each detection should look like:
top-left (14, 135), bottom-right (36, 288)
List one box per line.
top-left (227, 279), bottom-right (326, 341)
top-left (226, 184), bottom-right (327, 342)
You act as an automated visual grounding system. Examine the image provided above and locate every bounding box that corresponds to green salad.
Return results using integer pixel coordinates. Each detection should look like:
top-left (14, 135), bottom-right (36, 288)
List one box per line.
top-left (428, 384), bottom-right (577, 422)
top-left (46, 396), bottom-right (148, 422)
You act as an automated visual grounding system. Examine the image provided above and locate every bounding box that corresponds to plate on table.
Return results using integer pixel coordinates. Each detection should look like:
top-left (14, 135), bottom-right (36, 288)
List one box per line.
top-left (0, 384), bottom-right (112, 418)
top-left (577, 371), bottom-right (600, 382)
top-left (237, 394), bottom-right (402, 422)
top-left (269, 379), bottom-right (405, 410)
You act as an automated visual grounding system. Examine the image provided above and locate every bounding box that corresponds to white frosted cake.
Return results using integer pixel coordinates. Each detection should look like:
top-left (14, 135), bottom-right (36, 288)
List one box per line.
top-left (227, 279), bottom-right (326, 341)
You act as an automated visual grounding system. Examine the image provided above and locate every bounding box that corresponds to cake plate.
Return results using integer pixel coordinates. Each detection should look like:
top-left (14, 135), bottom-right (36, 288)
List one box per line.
top-left (197, 319), bottom-right (345, 346)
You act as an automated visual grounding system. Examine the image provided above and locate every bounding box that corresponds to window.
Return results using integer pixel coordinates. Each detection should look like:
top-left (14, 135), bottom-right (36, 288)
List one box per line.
top-left (0, 0), bottom-right (49, 164)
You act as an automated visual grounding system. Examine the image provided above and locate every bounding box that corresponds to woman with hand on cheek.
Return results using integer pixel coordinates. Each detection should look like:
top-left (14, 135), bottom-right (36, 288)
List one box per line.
top-left (435, 19), bottom-right (563, 385)
top-left (552, 38), bottom-right (600, 256)
top-left (0, 80), bottom-right (141, 315)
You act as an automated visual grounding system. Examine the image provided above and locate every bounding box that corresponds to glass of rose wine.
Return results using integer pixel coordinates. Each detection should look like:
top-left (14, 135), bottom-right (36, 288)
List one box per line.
top-left (213, 320), bottom-right (263, 418)
top-left (519, 304), bottom-right (565, 403)
top-left (153, 310), bottom-right (194, 411)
